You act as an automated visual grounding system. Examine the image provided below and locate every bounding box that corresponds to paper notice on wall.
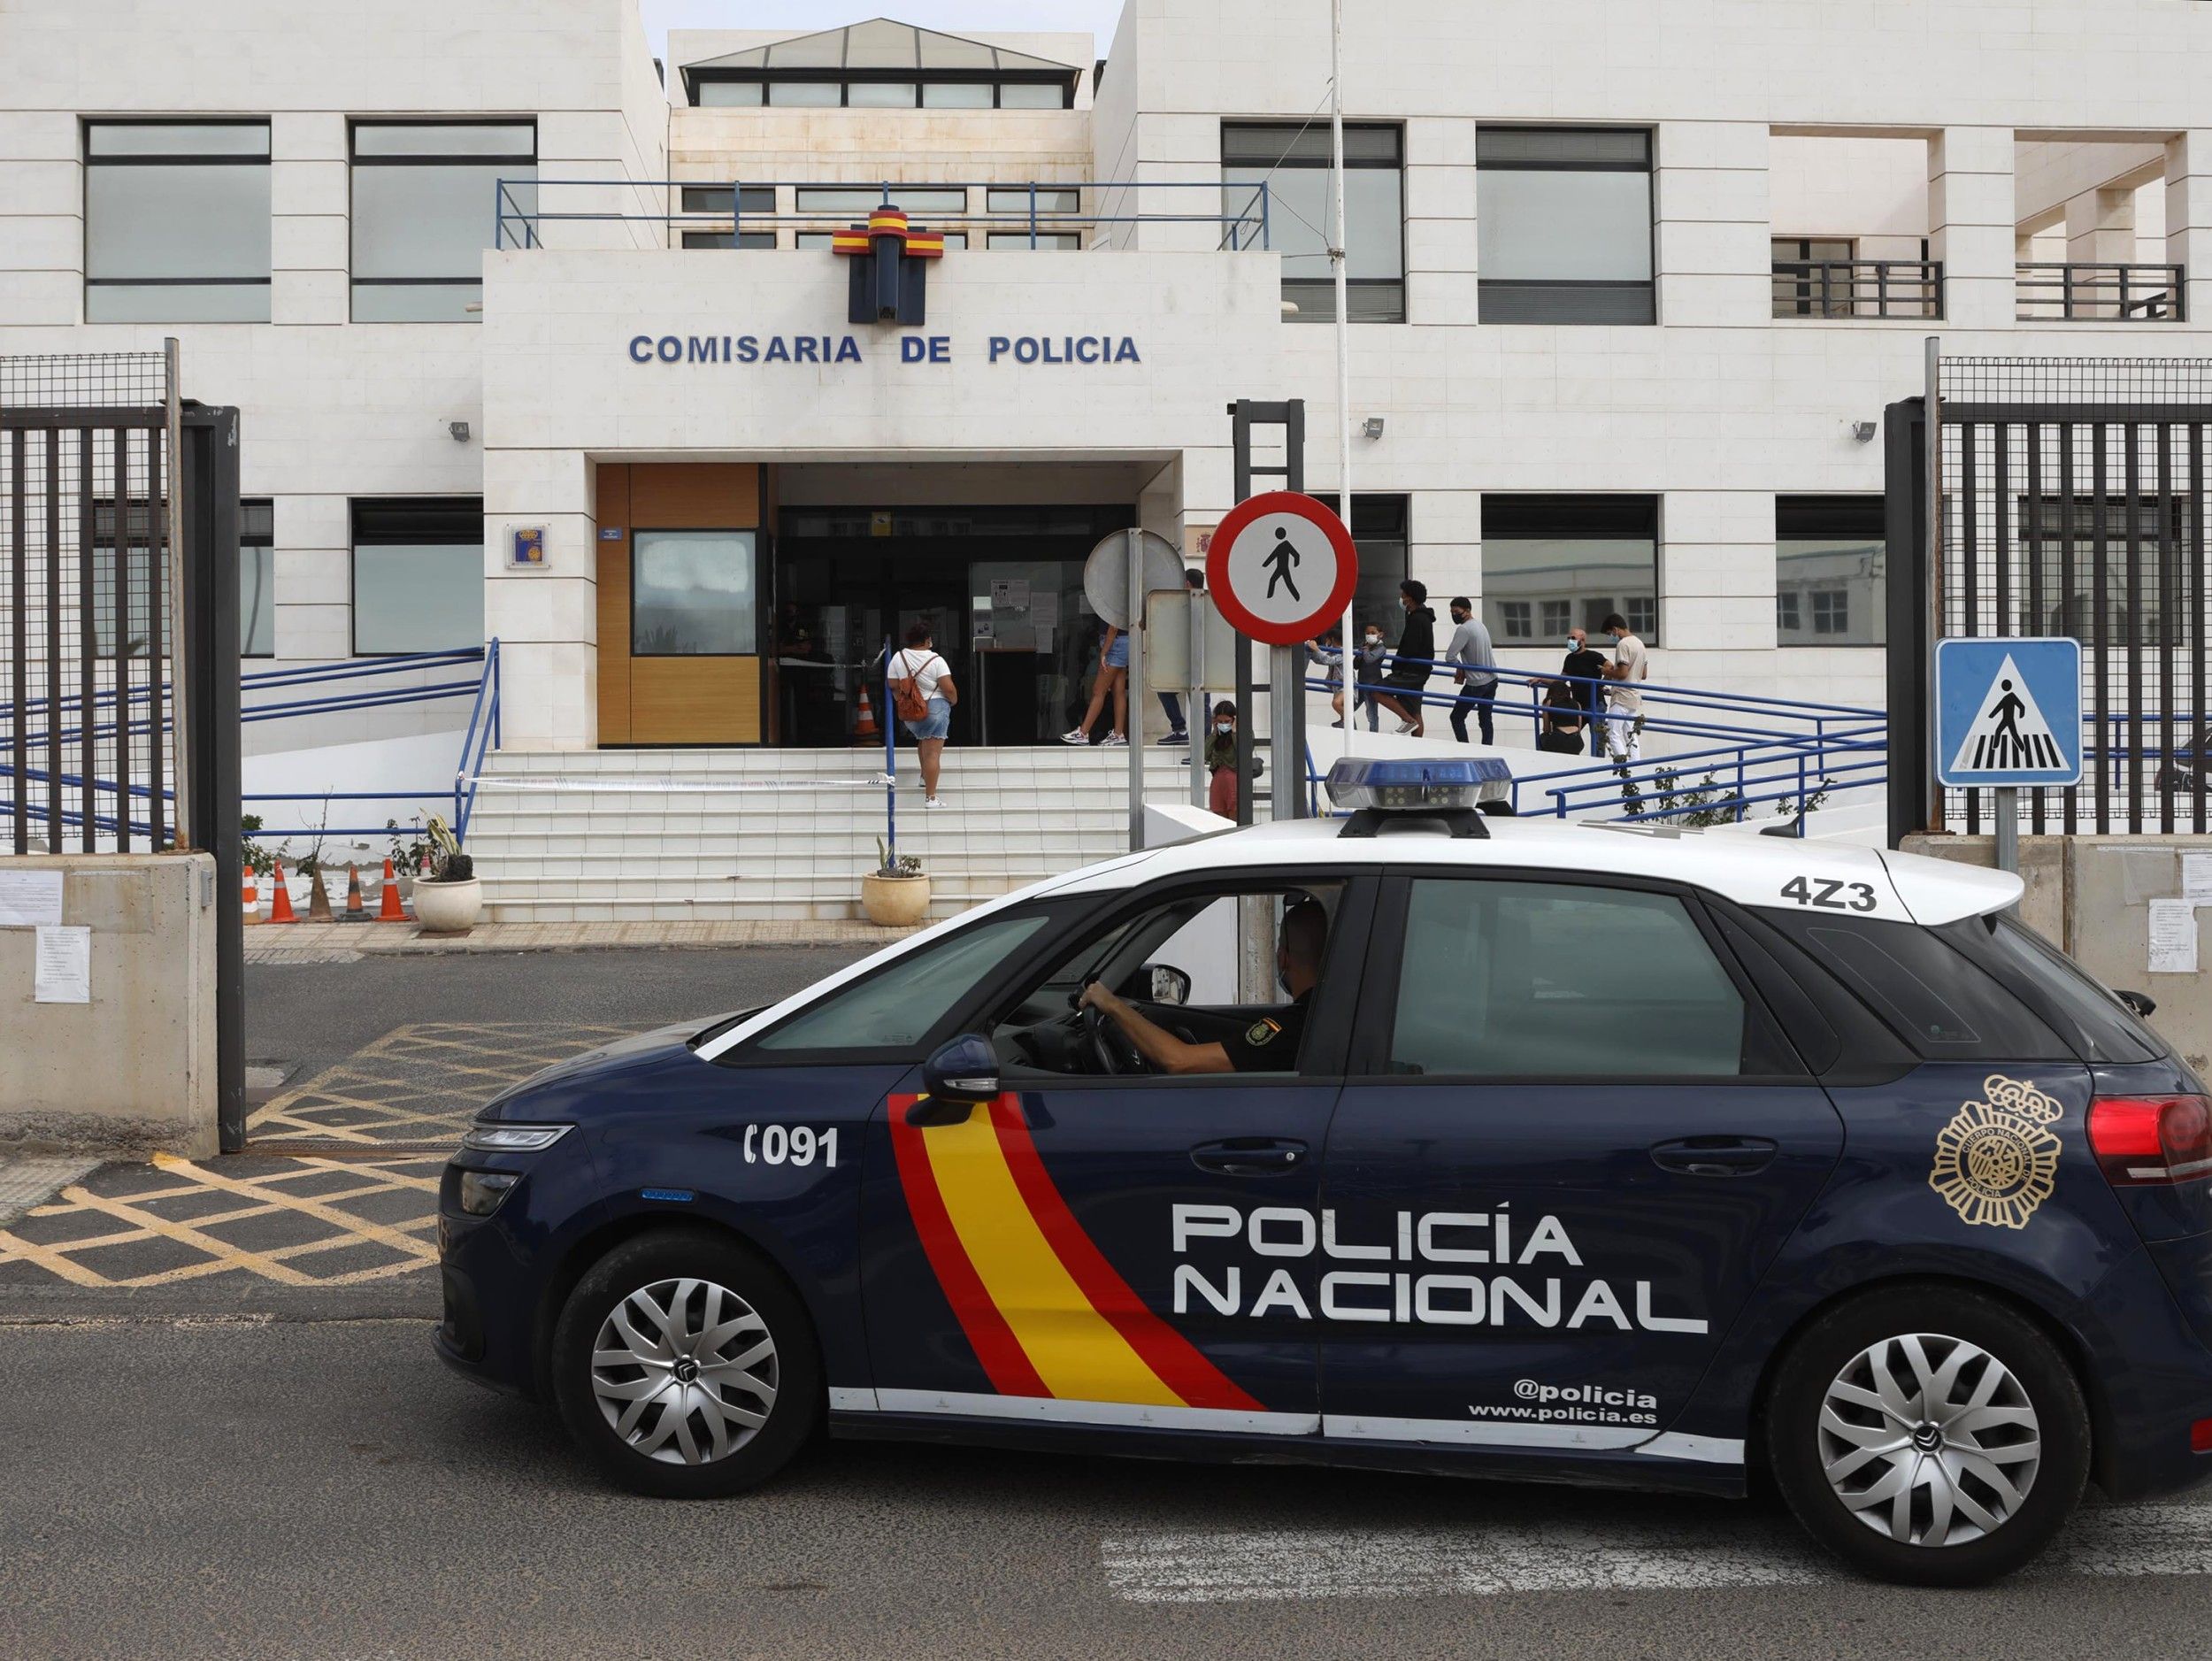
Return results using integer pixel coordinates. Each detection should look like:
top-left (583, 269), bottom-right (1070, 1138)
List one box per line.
top-left (2148, 898), bottom-right (2200, 975)
top-left (2185, 853), bottom-right (2212, 903)
top-left (0, 869), bottom-right (63, 927)
top-left (33, 924), bottom-right (90, 1004)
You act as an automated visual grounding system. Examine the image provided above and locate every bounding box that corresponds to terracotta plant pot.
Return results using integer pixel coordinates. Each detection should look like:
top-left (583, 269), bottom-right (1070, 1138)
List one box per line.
top-left (411, 876), bottom-right (483, 934)
top-left (861, 871), bottom-right (931, 927)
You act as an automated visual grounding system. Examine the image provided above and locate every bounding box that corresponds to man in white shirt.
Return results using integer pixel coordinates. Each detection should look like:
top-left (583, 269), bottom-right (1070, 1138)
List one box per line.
top-left (1599, 611), bottom-right (1647, 763)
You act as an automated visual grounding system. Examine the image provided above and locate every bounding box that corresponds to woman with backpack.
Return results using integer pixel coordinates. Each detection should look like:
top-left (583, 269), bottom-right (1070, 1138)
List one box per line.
top-left (887, 620), bottom-right (956, 810)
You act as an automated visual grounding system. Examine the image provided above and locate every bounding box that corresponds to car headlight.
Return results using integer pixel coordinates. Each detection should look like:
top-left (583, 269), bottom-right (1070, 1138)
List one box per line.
top-left (460, 1122), bottom-right (573, 1152)
top-left (457, 1170), bottom-right (520, 1217)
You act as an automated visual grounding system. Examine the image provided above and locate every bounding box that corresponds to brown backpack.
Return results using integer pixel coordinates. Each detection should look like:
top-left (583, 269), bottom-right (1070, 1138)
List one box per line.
top-left (887, 650), bottom-right (931, 723)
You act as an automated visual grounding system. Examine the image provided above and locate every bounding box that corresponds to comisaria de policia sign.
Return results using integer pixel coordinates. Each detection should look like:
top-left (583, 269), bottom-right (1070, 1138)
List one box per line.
top-left (626, 332), bottom-right (1142, 366)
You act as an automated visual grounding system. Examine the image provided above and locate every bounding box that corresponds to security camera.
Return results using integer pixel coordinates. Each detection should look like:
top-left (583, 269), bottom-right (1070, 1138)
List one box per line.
top-left (1851, 420), bottom-right (1877, 443)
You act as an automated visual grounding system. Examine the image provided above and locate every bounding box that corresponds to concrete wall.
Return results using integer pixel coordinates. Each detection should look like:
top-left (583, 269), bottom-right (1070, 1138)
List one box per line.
top-left (1902, 834), bottom-right (2212, 1074)
top-left (0, 854), bottom-right (219, 1157)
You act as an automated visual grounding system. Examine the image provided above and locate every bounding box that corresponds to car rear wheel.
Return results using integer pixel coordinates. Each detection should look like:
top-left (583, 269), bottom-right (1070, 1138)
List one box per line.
top-left (551, 1227), bottom-right (821, 1498)
top-left (1766, 1286), bottom-right (2089, 1587)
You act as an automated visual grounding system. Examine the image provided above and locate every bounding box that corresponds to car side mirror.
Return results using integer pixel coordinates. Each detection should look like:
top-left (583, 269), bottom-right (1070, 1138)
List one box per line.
top-left (2116, 988), bottom-right (2159, 1019)
top-left (909, 1034), bottom-right (1000, 1127)
top-left (1118, 963), bottom-right (1191, 1005)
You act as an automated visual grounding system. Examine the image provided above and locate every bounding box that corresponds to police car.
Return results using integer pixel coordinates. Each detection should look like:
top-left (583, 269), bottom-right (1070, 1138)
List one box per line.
top-left (437, 757), bottom-right (2212, 1587)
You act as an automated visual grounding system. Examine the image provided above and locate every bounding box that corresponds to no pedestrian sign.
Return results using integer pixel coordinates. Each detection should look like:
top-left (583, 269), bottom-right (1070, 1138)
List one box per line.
top-left (1935, 636), bottom-right (2084, 788)
top-left (1205, 490), bottom-right (1360, 646)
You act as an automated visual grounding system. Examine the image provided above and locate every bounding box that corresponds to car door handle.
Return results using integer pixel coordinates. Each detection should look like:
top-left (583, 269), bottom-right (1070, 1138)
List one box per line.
top-left (1647, 1136), bottom-right (1779, 1178)
top-left (1191, 1138), bottom-right (1309, 1177)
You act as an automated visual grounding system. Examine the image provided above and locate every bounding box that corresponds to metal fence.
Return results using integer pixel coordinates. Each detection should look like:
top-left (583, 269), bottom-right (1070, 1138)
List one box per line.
top-left (1931, 356), bottom-right (2212, 835)
top-left (1770, 258), bottom-right (1942, 320)
top-left (0, 351), bottom-right (178, 852)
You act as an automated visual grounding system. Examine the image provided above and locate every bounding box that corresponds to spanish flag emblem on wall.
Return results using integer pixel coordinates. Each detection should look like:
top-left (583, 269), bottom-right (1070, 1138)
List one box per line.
top-left (833, 204), bottom-right (945, 327)
top-left (890, 1095), bottom-right (1261, 1411)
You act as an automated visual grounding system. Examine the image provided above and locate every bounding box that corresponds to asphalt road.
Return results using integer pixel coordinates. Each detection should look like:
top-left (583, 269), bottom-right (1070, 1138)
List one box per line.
top-left (3, 945), bottom-right (2207, 1657)
top-left (245, 943), bottom-right (873, 1083)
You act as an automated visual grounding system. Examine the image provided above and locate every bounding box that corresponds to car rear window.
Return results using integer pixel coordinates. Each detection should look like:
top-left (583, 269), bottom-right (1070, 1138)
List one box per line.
top-left (1939, 912), bottom-right (2163, 1065)
top-left (1755, 909), bottom-right (2072, 1061)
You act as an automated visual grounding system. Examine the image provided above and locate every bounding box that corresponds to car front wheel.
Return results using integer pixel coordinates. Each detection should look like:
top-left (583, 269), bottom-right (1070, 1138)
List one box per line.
top-left (550, 1227), bottom-right (821, 1498)
top-left (1766, 1286), bottom-right (2090, 1587)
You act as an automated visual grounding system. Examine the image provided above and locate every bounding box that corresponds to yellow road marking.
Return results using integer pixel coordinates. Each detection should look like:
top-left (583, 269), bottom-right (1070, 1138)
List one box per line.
top-left (150, 1154), bottom-right (438, 1270)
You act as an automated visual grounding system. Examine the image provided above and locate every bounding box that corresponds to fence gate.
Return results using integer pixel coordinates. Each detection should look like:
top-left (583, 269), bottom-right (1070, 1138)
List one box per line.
top-left (0, 350), bottom-right (246, 1150)
top-left (1886, 356), bottom-right (2212, 846)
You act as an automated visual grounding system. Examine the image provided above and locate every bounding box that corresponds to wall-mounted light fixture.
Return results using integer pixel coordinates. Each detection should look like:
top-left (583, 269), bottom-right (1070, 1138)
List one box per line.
top-left (1363, 416), bottom-right (1386, 440)
top-left (1851, 420), bottom-right (1878, 443)
top-left (449, 420), bottom-right (472, 442)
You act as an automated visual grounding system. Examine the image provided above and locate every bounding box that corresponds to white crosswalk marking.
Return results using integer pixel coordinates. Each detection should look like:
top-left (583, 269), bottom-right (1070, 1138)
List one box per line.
top-left (1100, 1504), bottom-right (2212, 1603)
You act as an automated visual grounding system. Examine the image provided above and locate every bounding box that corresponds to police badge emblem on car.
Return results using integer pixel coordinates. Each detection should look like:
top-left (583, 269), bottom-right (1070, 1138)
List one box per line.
top-left (1930, 1073), bottom-right (2064, 1230)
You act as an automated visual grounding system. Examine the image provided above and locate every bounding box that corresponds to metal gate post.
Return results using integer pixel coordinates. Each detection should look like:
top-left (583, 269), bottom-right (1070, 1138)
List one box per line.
top-left (1884, 396), bottom-right (1933, 848)
top-left (1227, 398), bottom-right (1305, 824)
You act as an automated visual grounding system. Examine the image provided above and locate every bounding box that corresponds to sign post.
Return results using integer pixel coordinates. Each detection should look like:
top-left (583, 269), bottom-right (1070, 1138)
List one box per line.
top-left (1204, 491), bottom-right (1360, 822)
top-left (1934, 636), bottom-right (2085, 898)
top-left (1084, 527), bottom-right (1185, 850)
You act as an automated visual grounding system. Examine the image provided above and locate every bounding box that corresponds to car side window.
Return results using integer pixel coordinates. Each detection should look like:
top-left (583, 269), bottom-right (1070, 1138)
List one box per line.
top-left (1389, 877), bottom-right (1750, 1078)
top-left (751, 912), bottom-right (1052, 1053)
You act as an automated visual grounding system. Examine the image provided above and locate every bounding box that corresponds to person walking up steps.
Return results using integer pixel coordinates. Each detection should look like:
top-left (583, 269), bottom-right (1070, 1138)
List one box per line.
top-left (888, 621), bottom-right (956, 809)
top-left (1061, 619), bottom-right (1130, 747)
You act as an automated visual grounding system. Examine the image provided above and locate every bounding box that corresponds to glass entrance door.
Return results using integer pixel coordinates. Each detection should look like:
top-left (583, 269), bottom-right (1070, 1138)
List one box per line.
top-left (772, 505), bottom-right (1133, 747)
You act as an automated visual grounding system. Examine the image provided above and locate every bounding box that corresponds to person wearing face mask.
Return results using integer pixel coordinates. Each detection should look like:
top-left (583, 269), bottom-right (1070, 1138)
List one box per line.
top-left (1372, 579), bottom-right (1437, 736)
top-left (1202, 699), bottom-right (1250, 818)
top-left (1443, 596), bottom-right (1497, 746)
top-left (1353, 622), bottom-right (1386, 730)
top-left (1079, 896), bottom-right (1326, 1074)
top-left (1555, 626), bottom-right (1611, 758)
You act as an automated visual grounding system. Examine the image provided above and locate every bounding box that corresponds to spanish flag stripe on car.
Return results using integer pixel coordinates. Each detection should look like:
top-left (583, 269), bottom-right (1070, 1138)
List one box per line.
top-left (889, 1096), bottom-right (1262, 1410)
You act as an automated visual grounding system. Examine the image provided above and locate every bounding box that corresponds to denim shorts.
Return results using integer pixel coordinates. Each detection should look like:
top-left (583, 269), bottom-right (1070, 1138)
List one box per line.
top-left (1104, 633), bottom-right (1130, 669)
top-left (902, 696), bottom-right (951, 740)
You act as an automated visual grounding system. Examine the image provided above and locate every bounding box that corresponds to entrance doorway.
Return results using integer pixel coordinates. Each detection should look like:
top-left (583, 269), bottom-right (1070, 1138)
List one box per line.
top-left (772, 504), bottom-right (1133, 747)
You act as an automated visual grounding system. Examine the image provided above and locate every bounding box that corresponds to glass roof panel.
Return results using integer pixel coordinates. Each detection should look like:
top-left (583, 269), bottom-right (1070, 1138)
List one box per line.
top-left (687, 20), bottom-right (1075, 77)
top-left (843, 17), bottom-right (918, 66)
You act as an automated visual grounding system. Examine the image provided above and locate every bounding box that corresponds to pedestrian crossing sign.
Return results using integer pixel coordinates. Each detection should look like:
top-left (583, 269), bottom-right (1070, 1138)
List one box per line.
top-left (1934, 636), bottom-right (2083, 788)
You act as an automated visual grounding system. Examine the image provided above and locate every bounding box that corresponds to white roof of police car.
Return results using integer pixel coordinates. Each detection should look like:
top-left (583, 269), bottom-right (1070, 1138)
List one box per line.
top-left (692, 818), bottom-right (2018, 1060)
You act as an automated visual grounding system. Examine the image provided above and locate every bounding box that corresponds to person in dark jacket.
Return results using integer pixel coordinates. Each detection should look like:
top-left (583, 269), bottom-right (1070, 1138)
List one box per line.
top-left (1371, 579), bottom-right (1437, 737)
top-left (1554, 625), bottom-right (1610, 757)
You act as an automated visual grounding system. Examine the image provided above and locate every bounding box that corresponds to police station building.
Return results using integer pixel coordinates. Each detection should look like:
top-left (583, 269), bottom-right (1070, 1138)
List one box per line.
top-left (7, 0), bottom-right (2212, 762)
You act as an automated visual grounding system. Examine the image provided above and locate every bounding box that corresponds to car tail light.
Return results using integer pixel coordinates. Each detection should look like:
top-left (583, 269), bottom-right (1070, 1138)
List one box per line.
top-left (2088, 1096), bottom-right (2212, 1186)
top-left (2193, 1419), bottom-right (2212, 1455)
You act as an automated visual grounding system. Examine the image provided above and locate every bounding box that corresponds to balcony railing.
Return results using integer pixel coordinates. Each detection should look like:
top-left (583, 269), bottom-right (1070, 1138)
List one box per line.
top-left (491, 178), bottom-right (1271, 253)
top-left (1771, 259), bottom-right (1942, 320)
top-left (2016, 262), bottom-right (2185, 322)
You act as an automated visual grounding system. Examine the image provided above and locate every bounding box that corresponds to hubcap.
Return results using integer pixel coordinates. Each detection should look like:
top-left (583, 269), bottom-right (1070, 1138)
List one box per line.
top-left (589, 1277), bottom-right (778, 1465)
top-left (1817, 1331), bottom-right (2041, 1548)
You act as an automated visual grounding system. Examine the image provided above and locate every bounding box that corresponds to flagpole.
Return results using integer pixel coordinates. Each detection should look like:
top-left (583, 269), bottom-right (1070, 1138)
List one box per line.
top-left (1329, 0), bottom-right (1355, 769)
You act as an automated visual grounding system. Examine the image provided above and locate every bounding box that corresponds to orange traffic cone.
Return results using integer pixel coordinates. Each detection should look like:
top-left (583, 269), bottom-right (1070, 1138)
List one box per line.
top-left (265, 858), bottom-right (298, 925)
top-left (418, 850), bottom-right (432, 879)
top-left (377, 857), bottom-right (407, 922)
top-left (242, 867), bottom-right (261, 924)
top-left (342, 862), bottom-right (367, 921)
top-left (854, 682), bottom-right (879, 739)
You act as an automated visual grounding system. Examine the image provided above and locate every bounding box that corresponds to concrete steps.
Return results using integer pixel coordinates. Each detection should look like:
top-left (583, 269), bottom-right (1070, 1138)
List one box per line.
top-left (465, 745), bottom-right (1218, 922)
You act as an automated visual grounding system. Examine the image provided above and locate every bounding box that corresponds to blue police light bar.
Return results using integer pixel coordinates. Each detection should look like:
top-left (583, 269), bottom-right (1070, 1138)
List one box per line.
top-left (1325, 755), bottom-right (1511, 813)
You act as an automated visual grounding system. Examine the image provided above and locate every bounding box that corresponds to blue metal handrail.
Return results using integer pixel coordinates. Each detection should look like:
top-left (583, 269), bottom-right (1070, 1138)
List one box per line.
top-left (494, 176), bottom-right (1271, 253)
top-left (452, 639), bottom-right (503, 843)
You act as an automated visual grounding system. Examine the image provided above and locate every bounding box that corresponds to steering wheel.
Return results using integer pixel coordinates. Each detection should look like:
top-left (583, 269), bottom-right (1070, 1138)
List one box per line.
top-left (1080, 1002), bottom-right (1146, 1075)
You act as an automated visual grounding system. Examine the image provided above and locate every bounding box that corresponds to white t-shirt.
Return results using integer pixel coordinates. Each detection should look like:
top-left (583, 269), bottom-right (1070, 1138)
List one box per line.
top-left (895, 649), bottom-right (950, 702)
top-left (1607, 633), bottom-right (1648, 712)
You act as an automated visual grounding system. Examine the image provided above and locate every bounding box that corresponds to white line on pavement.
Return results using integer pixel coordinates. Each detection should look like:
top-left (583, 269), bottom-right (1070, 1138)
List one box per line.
top-left (1100, 1504), bottom-right (2212, 1603)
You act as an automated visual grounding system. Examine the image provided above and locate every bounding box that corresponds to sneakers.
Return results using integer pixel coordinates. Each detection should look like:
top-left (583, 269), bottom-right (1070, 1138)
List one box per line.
top-left (1102, 733), bottom-right (1129, 748)
top-left (1058, 728), bottom-right (1090, 745)
top-left (924, 796), bottom-right (947, 810)
top-left (1162, 728), bottom-right (1189, 746)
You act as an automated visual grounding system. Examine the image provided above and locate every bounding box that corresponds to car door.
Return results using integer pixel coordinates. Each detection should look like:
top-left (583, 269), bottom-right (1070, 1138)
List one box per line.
top-left (856, 872), bottom-right (1378, 1439)
top-left (1316, 868), bottom-right (1843, 1454)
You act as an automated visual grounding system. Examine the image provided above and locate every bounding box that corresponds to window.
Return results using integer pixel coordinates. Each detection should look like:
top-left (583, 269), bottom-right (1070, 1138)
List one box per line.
top-left (241, 499), bottom-right (274, 658)
top-left (682, 20), bottom-right (1079, 111)
top-left (753, 911), bottom-right (1054, 1053)
top-left (985, 187), bottom-right (1079, 213)
top-left (90, 500), bottom-right (165, 658)
top-left (84, 121), bottom-right (270, 322)
top-left (1757, 909), bottom-right (2070, 1060)
top-left (1478, 127), bottom-right (1653, 325)
top-left (1389, 879), bottom-right (1750, 1077)
top-left (986, 232), bottom-right (1080, 250)
top-left (2020, 493), bottom-right (2194, 640)
top-left (1310, 495), bottom-right (1411, 631)
top-left (1223, 123), bottom-right (1404, 322)
top-left (797, 187), bottom-right (967, 215)
top-left (1498, 601), bottom-right (1532, 639)
top-left (1539, 599), bottom-right (1571, 638)
top-left (1777, 496), bottom-right (1884, 647)
top-left (350, 121), bottom-right (534, 322)
top-left (632, 529), bottom-right (758, 656)
top-left (680, 185), bottom-right (776, 248)
top-left (1772, 236), bottom-right (1855, 319)
top-left (1482, 496), bottom-right (1660, 647)
top-left (1941, 912), bottom-right (2161, 1065)
top-left (350, 498), bottom-right (483, 656)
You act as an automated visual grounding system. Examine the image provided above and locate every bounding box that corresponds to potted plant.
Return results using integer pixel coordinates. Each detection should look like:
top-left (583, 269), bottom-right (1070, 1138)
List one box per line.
top-left (385, 816), bottom-right (429, 899)
top-left (862, 836), bottom-right (930, 927)
top-left (412, 814), bottom-right (482, 934)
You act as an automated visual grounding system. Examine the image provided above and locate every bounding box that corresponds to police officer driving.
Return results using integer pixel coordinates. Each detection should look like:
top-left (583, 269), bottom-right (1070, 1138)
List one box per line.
top-left (1079, 896), bottom-right (1326, 1073)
